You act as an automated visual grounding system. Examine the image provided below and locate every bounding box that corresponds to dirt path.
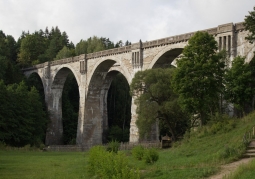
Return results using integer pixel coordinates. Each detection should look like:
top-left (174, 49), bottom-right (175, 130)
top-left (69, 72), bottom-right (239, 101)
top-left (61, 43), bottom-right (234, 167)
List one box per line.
top-left (208, 157), bottom-right (254, 179)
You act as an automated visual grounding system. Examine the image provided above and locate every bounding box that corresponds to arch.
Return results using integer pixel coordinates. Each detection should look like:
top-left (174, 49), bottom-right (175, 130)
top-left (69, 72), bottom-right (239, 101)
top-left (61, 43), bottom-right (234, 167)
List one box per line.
top-left (84, 58), bottom-right (131, 146)
top-left (24, 70), bottom-right (46, 95)
top-left (46, 65), bottom-right (81, 145)
top-left (51, 64), bottom-right (81, 88)
top-left (148, 43), bottom-right (186, 69)
top-left (87, 57), bottom-right (132, 90)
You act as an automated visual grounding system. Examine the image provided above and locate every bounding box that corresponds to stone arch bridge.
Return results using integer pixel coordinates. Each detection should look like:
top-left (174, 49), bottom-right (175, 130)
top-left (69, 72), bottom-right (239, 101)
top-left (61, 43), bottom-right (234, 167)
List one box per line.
top-left (23, 22), bottom-right (255, 148)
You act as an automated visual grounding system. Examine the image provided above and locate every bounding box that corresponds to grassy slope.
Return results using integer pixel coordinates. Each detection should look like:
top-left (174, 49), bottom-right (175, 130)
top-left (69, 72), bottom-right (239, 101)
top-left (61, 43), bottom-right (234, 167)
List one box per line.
top-left (131, 112), bottom-right (255, 178)
top-left (1, 112), bottom-right (255, 179)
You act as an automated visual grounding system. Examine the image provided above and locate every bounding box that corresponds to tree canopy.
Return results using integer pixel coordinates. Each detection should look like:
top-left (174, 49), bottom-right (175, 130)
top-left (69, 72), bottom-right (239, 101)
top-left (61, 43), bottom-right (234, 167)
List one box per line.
top-left (130, 68), bottom-right (189, 141)
top-left (224, 56), bottom-right (255, 116)
top-left (172, 31), bottom-right (226, 125)
top-left (244, 6), bottom-right (255, 44)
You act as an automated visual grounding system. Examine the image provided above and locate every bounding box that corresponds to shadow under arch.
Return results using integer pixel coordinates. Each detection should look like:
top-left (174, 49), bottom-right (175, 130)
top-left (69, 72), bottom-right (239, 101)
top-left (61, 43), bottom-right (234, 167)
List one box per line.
top-left (24, 70), bottom-right (46, 95)
top-left (26, 72), bottom-right (48, 144)
top-left (46, 66), bottom-right (80, 145)
top-left (84, 59), bottom-right (131, 146)
top-left (148, 44), bottom-right (186, 69)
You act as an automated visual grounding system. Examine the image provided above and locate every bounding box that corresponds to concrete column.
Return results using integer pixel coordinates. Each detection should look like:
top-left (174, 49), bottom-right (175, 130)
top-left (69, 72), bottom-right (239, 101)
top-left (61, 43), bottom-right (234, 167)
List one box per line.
top-left (76, 74), bottom-right (86, 145)
top-left (45, 88), bottom-right (64, 145)
top-left (129, 97), bottom-right (139, 142)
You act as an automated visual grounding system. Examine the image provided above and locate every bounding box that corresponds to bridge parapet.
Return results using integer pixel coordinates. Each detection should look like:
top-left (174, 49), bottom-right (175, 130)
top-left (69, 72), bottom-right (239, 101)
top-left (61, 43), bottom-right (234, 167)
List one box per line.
top-left (22, 22), bottom-right (245, 73)
top-left (235, 22), bottom-right (244, 31)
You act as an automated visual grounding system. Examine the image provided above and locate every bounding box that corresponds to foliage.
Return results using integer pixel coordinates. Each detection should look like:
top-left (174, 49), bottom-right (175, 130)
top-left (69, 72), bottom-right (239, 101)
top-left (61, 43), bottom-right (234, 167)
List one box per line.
top-left (106, 140), bottom-right (120, 153)
top-left (130, 68), bottom-right (189, 141)
top-left (224, 56), bottom-right (255, 116)
top-left (88, 146), bottom-right (140, 179)
top-left (132, 145), bottom-right (145, 160)
top-left (107, 125), bottom-right (130, 142)
top-left (143, 148), bottom-right (159, 164)
top-left (17, 27), bottom-right (73, 66)
top-left (54, 46), bottom-right (75, 60)
top-left (244, 6), bottom-right (255, 44)
top-left (17, 32), bottom-right (47, 66)
top-left (0, 80), bottom-right (47, 147)
top-left (62, 74), bottom-right (79, 144)
top-left (0, 30), bottom-right (21, 84)
top-left (107, 73), bottom-right (131, 142)
top-left (172, 31), bottom-right (226, 125)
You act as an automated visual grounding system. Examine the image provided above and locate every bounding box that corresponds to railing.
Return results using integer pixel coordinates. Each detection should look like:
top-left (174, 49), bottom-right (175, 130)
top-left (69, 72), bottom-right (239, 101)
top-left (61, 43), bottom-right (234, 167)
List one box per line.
top-left (243, 125), bottom-right (255, 145)
top-left (119, 141), bottom-right (161, 150)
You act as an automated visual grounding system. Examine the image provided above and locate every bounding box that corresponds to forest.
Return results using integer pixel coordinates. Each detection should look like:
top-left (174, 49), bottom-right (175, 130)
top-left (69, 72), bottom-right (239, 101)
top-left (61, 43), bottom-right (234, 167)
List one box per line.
top-left (0, 7), bottom-right (255, 147)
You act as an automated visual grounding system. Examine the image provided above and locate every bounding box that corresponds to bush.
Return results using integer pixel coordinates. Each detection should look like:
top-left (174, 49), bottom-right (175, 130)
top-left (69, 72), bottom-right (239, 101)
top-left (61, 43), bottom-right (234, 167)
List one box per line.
top-left (106, 140), bottom-right (120, 153)
top-left (132, 145), bottom-right (145, 160)
top-left (143, 148), bottom-right (159, 164)
top-left (87, 145), bottom-right (140, 179)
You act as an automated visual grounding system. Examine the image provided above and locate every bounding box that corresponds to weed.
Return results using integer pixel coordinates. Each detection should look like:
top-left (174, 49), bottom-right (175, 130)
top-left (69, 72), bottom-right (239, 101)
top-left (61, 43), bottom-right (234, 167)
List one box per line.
top-left (106, 140), bottom-right (120, 153)
top-left (143, 148), bottom-right (159, 164)
top-left (132, 145), bottom-right (145, 160)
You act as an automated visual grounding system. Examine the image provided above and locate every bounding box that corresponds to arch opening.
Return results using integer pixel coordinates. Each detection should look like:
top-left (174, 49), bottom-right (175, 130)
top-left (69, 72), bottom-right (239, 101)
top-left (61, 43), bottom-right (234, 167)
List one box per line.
top-left (151, 48), bottom-right (183, 69)
top-left (106, 72), bottom-right (131, 143)
top-left (62, 73), bottom-right (79, 144)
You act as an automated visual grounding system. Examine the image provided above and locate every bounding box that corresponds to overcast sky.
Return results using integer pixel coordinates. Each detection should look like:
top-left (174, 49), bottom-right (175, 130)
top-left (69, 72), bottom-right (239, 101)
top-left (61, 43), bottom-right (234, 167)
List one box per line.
top-left (0, 0), bottom-right (254, 45)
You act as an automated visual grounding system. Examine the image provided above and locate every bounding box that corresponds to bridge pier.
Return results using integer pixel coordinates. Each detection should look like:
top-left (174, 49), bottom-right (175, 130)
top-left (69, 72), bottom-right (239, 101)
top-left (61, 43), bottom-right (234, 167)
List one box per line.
top-left (45, 88), bottom-right (64, 145)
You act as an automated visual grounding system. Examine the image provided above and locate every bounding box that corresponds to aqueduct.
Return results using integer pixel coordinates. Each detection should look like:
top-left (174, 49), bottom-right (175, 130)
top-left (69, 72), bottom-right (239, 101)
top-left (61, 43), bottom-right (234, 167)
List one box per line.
top-left (23, 22), bottom-right (255, 148)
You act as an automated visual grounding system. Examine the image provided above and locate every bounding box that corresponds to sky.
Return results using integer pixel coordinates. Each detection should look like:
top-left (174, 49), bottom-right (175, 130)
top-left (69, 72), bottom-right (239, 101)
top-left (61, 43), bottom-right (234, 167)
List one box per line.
top-left (0, 0), bottom-right (254, 45)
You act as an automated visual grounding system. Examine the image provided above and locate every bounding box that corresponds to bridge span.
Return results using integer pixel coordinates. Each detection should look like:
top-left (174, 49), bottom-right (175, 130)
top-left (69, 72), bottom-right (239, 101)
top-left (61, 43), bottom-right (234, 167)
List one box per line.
top-left (23, 22), bottom-right (255, 147)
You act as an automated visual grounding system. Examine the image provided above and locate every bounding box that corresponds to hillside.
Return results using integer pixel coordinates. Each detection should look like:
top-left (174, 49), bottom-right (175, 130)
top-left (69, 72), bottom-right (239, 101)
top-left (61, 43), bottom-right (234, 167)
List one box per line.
top-left (132, 112), bottom-right (255, 178)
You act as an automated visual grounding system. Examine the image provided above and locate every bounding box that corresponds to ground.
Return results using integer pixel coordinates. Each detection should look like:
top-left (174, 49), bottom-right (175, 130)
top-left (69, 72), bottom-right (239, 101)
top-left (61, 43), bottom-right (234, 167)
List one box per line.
top-left (209, 157), bottom-right (254, 179)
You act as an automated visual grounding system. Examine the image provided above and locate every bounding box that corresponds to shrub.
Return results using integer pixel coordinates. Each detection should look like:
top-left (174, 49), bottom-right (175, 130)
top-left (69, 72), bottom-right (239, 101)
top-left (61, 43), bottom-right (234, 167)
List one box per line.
top-left (88, 145), bottom-right (140, 179)
top-left (143, 148), bottom-right (159, 164)
top-left (106, 140), bottom-right (120, 153)
top-left (132, 145), bottom-right (145, 160)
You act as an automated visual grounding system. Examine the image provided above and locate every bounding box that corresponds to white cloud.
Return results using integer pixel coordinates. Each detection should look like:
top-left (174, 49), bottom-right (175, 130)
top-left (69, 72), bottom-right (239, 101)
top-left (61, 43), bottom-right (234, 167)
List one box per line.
top-left (0, 0), bottom-right (254, 45)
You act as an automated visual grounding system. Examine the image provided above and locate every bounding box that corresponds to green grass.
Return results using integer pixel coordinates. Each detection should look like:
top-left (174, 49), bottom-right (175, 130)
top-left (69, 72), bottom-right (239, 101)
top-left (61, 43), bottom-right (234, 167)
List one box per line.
top-left (1, 112), bottom-right (255, 179)
top-left (0, 150), bottom-right (89, 179)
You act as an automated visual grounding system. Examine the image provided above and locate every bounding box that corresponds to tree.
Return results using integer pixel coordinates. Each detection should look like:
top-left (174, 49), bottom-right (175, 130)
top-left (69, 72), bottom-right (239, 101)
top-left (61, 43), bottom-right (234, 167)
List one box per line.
top-left (130, 68), bottom-right (189, 141)
top-left (75, 40), bottom-right (88, 55)
top-left (54, 46), bottom-right (75, 60)
top-left (17, 33), bottom-right (47, 66)
top-left (244, 6), bottom-right (255, 44)
top-left (224, 56), bottom-right (255, 116)
top-left (0, 30), bottom-right (21, 84)
top-left (172, 31), bottom-right (226, 125)
top-left (0, 81), bottom-right (47, 147)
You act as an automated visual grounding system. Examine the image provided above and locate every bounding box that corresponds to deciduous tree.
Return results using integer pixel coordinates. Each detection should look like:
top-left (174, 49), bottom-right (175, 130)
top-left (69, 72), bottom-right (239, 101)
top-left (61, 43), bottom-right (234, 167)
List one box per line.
top-left (244, 6), bottom-right (255, 44)
top-left (172, 31), bottom-right (225, 125)
top-left (224, 56), bottom-right (255, 116)
top-left (130, 68), bottom-right (189, 141)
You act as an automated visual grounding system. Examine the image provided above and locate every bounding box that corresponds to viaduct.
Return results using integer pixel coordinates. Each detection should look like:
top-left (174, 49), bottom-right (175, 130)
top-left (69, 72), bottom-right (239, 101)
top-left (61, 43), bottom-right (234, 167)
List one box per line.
top-left (23, 22), bottom-right (255, 148)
